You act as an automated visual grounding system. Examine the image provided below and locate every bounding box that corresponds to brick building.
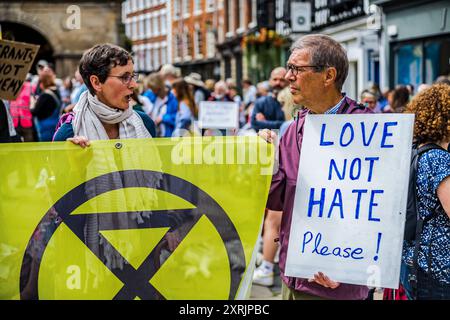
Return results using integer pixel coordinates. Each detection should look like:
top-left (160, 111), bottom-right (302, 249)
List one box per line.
top-left (171, 0), bottom-right (225, 80)
top-left (123, 0), bottom-right (170, 73)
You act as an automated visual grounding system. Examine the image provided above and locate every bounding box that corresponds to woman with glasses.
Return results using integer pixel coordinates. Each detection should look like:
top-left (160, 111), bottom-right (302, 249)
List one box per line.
top-left (53, 43), bottom-right (155, 144)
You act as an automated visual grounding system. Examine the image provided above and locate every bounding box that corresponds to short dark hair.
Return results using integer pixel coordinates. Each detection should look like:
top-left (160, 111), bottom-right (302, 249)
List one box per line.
top-left (79, 43), bottom-right (133, 95)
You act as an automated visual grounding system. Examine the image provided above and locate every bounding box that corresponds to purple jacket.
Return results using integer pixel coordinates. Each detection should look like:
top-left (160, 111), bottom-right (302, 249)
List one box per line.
top-left (267, 96), bottom-right (373, 300)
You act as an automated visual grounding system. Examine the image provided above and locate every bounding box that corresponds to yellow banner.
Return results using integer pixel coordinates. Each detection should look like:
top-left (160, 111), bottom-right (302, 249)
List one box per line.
top-left (0, 136), bottom-right (273, 300)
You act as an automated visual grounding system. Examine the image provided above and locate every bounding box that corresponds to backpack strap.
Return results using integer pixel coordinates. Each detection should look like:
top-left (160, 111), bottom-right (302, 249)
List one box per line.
top-left (52, 112), bottom-right (75, 141)
top-left (341, 100), bottom-right (366, 114)
top-left (408, 142), bottom-right (447, 298)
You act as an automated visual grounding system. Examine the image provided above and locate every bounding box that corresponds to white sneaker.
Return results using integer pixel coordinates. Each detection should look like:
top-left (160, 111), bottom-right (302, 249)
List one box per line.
top-left (252, 266), bottom-right (274, 287)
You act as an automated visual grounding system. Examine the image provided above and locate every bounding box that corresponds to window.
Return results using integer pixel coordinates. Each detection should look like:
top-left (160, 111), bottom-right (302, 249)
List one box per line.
top-left (182, 0), bottom-right (191, 18)
top-left (238, 0), bottom-right (245, 30)
top-left (132, 17), bottom-right (137, 40)
top-left (194, 24), bottom-right (203, 59)
top-left (153, 14), bottom-right (159, 36)
top-left (154, 46), bottom-right (160, 69)
top-left (125, 19), bottom-right (131, 38)
top-left (139, 16), bottom-right (145, 39)
top-left (161, 45), bottom-right (167, 65)
top-left (183, 27), bottom-right (192, 59)
top-left (146, 15), bottom-right (151, 38)
top-left (175, 34), bottom-right (183, 60)
top-left (122, 2), bottom-right (127, 23)
top-left (395, 43), bottom-right (422, 90)
top-left (146, 47), bottom-right (152, 71)
top-left (250, 0), bottom-right (257, 27)
top-left (227, 0), bottom-right (235, 34)
top-left (138, 0), bottom-right (144, 11)
top-left (393, 37), bottom-right (450, 89)
top-left (424, 39), bottom-right (450, 84)
top-left (174, 0), bottom-right (181, 20)
top-left (194, 0), bottom-right (202, 14)
top-left (206, 28), bottom-right (216, 58)
top-left (160, 14), bottom-right (167, 34)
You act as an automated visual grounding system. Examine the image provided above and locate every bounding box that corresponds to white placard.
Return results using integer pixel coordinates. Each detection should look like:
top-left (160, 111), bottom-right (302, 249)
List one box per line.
top-left (285, 114), bottom-right (414, 289)
top-left (198, 101), bottom-right (239, 129)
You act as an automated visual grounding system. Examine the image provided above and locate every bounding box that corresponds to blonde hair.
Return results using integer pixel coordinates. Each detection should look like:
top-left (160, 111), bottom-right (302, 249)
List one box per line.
top-left (277, 87), bottom-right (296, 120)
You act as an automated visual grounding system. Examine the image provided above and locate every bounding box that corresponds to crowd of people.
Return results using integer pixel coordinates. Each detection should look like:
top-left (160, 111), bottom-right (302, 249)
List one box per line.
top-left (1, 51), bottom-right (299, 142)
top-left (0, 37), bottom-right (449, 300)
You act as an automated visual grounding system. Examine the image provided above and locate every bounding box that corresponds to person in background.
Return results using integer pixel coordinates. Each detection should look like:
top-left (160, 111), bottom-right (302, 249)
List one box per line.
top-left (229, 85), bottom-right (242, 105)
top-left (250, 67), bottom-right (287, 132)
top-left (32, 60), bottom-right (52, 97)
top-left (242, 79), bottom-right (257, 108)
top-left (9, 73), bottom-right (36, 142)
top-left (370, 83), bottom-right (388, 112)
top-left (417, 83), bottom-right (431, 94)
top-left (184, 72), bottom-right (210, 106)
top-left (256, 81), bottom-right (270, 98)
top-left (31, 72), bottom-right (62, 141)
top-left (228, 85), bottom-right (245, 128)
top-left (360, 89), bottom-right (379, 112)
top-left (389, 86), bottom-right (410, 113)
top-left (65, 69), bottom-right (88, 113)
top-left (277, 87), bottom-right (297, 138)
top-left (159, 64), bottom-right (180, 90)
top-left (401, 84), bottom-right (450, 299)
top-left (208, 80), bottom-right (232, 102)
top-left (406, 83), bottom-right (415, 97)
top-left (60, 76), bottom-right (73, 111)
top-left (434, 75), bottom-right (450, 86)
top-left (143, 73), bottom-right (178, 137)
top-left (129, 88), bottom-right (152, 113)
top-left (171, 79), bottom-right (197, 137)
top-left (251, 67), bottom-right (287, 287)
top-left (204, 79), bottom-right (216, 93)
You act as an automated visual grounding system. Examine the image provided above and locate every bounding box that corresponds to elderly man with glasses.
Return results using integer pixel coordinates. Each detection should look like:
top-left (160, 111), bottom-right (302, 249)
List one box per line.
top-left (260, 34), bottom-right (373, 300)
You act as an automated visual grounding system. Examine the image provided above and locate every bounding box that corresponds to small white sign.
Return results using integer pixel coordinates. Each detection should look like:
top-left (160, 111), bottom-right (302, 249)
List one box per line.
top-left (198, 101), bottom-right (239, 129)
top-left (285, 114), bottom-right (414, 289)
top-left (291, 2), bottom-right (311, 32)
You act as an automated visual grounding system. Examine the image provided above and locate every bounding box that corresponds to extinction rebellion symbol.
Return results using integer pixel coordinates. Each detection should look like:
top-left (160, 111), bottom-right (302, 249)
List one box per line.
top-left (20, 170), bottom-right (245, 300)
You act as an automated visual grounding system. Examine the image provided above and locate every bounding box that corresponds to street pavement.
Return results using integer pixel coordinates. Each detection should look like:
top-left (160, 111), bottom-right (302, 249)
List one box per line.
top-left (249, 263), bottom-right (282, 300)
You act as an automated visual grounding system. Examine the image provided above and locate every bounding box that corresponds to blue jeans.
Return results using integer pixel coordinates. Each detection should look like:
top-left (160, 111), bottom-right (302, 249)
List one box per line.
top-left (400, 261), bottom-right (413, 300)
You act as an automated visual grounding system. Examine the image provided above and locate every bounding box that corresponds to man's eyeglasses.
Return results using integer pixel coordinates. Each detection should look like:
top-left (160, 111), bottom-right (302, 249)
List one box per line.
top-left (108, 73), bottom-right (139, 85)
top-left (286, 63), bottom-right (326, 76)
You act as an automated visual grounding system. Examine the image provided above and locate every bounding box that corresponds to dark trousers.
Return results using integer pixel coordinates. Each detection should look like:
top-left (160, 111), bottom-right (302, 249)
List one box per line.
top-left (416, 268), bottom-right (450, 300)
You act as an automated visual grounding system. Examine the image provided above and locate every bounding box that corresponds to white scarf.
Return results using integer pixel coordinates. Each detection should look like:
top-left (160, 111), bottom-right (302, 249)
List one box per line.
top-left (73, 91), bottom-right (151, 139)
top-left (71, 91), bottom-right (159, 270)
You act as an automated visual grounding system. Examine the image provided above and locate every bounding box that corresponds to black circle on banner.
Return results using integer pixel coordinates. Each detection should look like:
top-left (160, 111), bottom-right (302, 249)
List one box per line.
top-left (20, 170), bottom-right (246, 300)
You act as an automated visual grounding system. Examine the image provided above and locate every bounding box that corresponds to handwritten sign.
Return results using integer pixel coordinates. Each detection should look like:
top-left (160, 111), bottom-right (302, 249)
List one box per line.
top-left (198, 101), bottom-right (239, 129)
top-left (285, 114), bottom-right (414, 289)
top-left (0, 39), bottom-right (39, 100)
